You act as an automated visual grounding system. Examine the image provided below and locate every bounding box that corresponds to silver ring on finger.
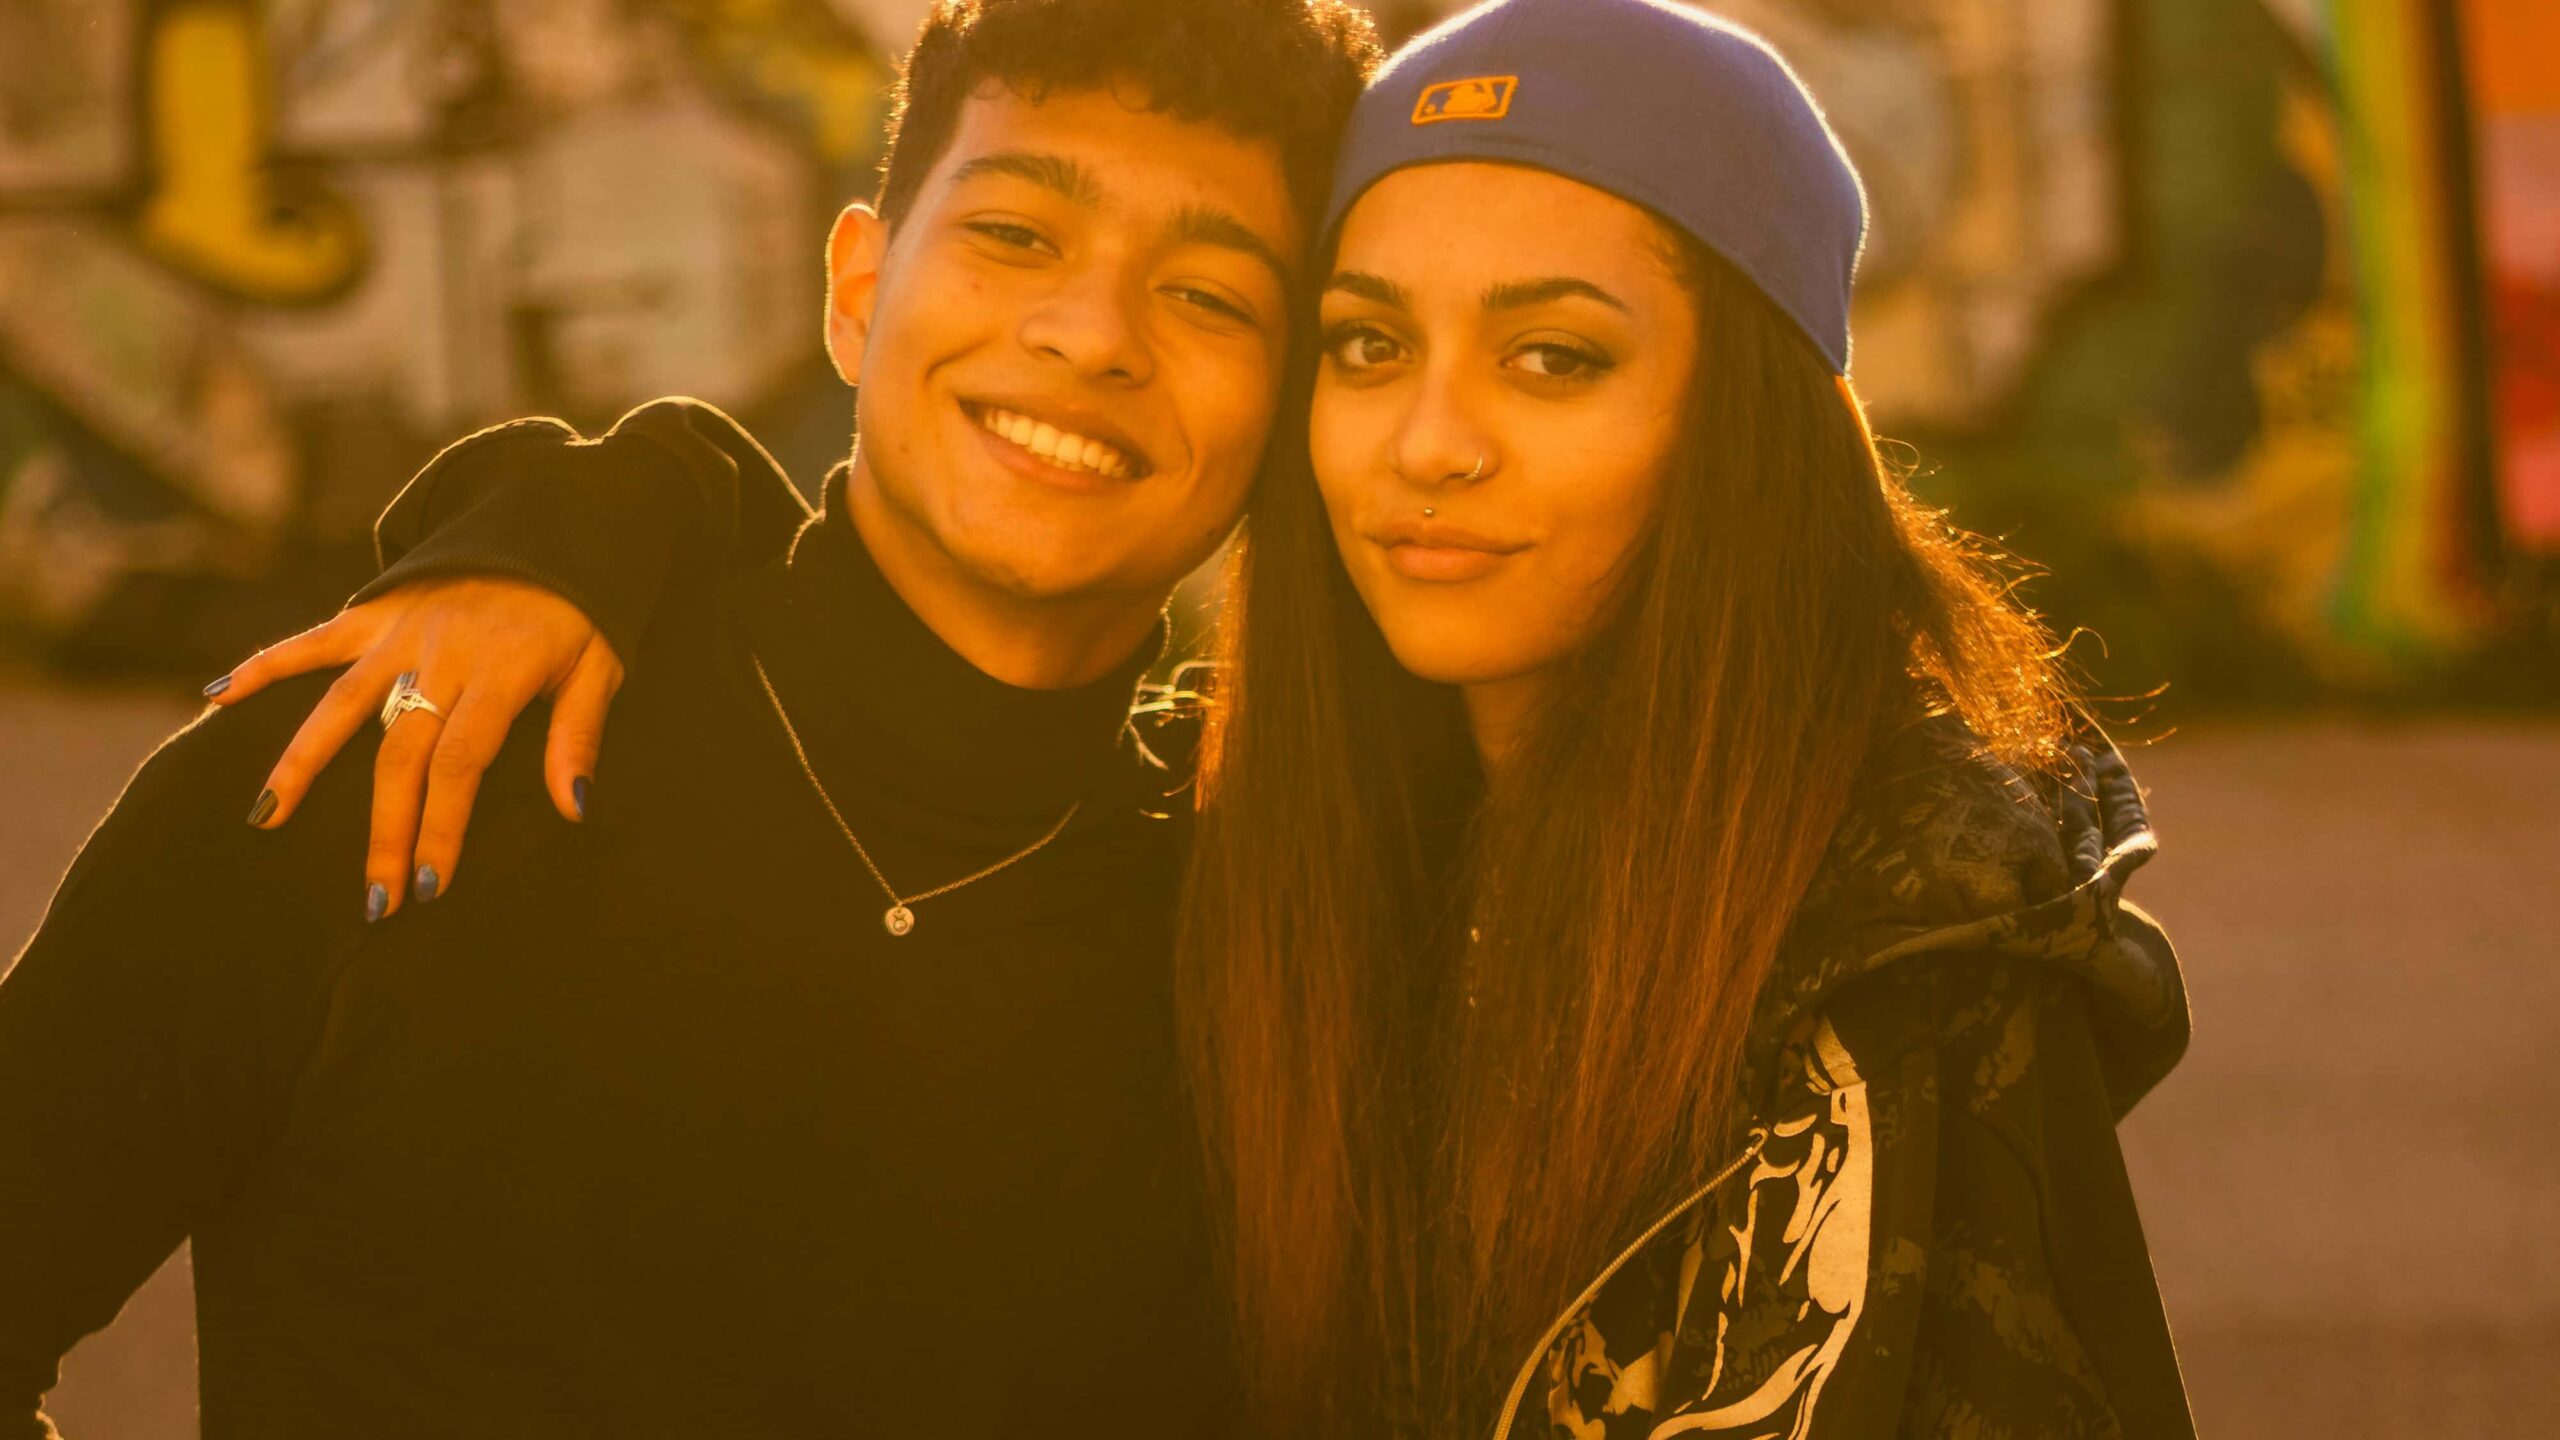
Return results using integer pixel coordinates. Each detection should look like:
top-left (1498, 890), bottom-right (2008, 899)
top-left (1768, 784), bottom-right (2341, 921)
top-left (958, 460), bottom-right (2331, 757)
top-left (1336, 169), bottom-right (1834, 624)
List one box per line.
top-left (379, 670), bottom-right (448, 731)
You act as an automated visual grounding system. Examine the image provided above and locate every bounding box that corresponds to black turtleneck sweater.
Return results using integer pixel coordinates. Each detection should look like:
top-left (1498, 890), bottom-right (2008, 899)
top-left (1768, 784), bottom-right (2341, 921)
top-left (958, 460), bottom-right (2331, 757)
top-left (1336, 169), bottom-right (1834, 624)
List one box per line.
top-left (0, 402), bottom-right (1225, 1438)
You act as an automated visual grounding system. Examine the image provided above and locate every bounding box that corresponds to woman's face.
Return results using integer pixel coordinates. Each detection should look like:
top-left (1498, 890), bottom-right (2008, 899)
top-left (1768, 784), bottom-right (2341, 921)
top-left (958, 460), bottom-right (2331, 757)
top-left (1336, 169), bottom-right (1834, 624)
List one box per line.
top-left (1311, 162), bottom-right (1700, 690)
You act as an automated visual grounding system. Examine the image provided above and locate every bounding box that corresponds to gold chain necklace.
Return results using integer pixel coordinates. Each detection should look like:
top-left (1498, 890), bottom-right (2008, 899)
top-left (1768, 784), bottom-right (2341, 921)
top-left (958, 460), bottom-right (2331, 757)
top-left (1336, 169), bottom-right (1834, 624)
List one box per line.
top-left (750, 654), bottom-right (1080, 937)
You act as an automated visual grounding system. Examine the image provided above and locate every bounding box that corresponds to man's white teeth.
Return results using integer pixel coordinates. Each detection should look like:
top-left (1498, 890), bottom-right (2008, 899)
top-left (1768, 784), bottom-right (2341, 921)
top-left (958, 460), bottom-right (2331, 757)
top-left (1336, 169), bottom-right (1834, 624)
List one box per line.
top-left (975, 407), bottom-right (1133, 477)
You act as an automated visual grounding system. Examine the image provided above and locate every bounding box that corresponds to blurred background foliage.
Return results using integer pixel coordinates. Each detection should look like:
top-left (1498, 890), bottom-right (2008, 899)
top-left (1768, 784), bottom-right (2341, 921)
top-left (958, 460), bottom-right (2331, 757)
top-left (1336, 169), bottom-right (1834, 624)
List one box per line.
top-left (0, 0), bottom-right (2553, 715)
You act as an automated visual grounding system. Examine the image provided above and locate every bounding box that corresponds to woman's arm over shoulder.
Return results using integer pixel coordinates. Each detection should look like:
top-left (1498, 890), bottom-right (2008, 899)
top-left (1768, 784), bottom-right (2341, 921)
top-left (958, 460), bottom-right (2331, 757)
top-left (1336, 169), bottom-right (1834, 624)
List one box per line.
top-left (204, 398), bottom-right (818, 908)
top-left (360, 397), bottom-right (811, 664)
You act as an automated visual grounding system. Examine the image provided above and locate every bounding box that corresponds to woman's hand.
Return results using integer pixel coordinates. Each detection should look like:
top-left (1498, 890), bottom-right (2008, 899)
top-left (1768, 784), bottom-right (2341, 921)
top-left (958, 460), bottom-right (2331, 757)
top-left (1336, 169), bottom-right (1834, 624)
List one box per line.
top-left (208, 577), bottom-right (623, 921)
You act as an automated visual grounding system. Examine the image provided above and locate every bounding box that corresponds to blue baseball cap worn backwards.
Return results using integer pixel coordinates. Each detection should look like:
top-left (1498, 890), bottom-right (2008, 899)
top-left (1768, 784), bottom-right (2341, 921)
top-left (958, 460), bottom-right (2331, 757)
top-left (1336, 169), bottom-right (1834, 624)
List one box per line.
top-left (1320, 0), bottom-right (1868, 374)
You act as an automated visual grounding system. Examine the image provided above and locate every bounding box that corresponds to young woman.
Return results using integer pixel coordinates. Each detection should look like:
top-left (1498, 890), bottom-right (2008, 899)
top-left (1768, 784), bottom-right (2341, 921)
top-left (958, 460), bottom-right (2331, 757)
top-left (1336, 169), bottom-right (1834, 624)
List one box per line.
top-left (212, 1), bottom-right (2194, 1433)
top-left (1181, 4), bottom-right (2191, 1435)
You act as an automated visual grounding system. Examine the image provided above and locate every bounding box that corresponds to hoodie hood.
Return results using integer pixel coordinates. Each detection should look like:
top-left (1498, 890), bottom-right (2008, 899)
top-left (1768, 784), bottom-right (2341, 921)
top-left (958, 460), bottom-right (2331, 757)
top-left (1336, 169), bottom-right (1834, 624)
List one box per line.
top-left (1744, 715), bottom-right (2192, 1119)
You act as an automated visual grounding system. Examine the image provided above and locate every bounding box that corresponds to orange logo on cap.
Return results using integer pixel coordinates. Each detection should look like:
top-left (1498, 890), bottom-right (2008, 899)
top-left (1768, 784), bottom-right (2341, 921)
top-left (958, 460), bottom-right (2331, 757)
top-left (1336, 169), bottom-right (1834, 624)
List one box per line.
top-left (1412, 76), bottom-right (1518, 124)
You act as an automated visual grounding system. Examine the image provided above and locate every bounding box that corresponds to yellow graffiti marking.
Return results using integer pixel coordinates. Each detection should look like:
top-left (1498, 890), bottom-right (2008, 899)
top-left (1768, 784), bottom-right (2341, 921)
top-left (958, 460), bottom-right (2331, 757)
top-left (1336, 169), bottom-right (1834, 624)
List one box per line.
top-left (136, 0), bottom-right (362, 303)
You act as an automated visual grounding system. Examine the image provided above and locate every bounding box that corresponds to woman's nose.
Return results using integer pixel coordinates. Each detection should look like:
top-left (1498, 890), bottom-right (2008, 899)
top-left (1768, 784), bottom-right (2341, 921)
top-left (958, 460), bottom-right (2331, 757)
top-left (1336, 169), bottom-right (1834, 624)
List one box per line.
top-left (1390, 370), bottom-right (1495, 490)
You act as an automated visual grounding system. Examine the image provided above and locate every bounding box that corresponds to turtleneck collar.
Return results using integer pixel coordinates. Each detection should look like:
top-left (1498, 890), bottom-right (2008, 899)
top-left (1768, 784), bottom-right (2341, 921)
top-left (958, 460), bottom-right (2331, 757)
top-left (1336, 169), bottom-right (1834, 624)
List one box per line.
top-left (742, 464), bottom-right (1165, 837)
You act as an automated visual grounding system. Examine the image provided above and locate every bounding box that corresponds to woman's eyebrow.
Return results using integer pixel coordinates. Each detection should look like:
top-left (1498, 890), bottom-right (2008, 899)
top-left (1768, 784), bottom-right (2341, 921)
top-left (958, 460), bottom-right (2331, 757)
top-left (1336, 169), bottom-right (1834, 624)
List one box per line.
top-left (1323, 272), bottom-right (1630, 316)
top-left (1481, 276), bottom-right (1631, 315)
top-left (1324, 270), bottom-right (1409, 308)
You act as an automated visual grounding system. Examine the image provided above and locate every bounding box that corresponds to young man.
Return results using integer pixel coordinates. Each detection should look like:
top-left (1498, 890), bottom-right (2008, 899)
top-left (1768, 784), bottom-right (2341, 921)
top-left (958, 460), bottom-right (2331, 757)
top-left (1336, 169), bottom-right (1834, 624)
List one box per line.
top-left (0, 3), bottom-right (1376, 1435)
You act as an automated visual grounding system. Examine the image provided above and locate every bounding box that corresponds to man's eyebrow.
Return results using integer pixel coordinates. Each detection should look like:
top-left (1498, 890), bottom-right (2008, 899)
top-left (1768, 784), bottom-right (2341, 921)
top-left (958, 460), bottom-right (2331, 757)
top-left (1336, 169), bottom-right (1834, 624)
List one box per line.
top-left (1168, 203), bottom-right (1294, 288)
top-left (1324, 270), bottom-right (1410, 309)
top-left (1481, 276), bottom-right (1632, 315)
top-left (944, 157), bottom-right (1291, 289)
top-left (945, 150), bottom-right (1103, 206)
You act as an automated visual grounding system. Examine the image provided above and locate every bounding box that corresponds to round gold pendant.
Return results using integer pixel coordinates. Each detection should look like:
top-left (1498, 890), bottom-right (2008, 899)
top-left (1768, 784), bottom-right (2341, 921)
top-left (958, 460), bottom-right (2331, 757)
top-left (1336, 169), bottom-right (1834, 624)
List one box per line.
top-left (883, 904), bottom-right (916, 937)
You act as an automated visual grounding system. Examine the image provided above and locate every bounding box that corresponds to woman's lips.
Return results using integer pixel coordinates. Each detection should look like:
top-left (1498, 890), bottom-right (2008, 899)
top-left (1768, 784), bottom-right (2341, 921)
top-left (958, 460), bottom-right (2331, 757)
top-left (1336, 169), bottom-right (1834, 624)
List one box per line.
top-left (1370, 518), bottom-right (1527, 583)
top-left (1382, 543), bottom-right (1515, 582)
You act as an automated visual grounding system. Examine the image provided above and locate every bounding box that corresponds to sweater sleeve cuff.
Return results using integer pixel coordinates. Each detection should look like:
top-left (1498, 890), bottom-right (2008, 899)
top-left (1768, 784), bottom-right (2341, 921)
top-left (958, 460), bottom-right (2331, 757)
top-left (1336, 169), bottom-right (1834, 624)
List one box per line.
top-left (352, 416), bottom-right (696, 667)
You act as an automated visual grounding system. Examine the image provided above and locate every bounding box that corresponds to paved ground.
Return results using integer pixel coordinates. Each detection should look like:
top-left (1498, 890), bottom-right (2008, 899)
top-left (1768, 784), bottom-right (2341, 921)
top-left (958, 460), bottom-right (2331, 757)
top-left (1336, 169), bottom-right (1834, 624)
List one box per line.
top-left (5, 681), bottom-right (2556, 1437)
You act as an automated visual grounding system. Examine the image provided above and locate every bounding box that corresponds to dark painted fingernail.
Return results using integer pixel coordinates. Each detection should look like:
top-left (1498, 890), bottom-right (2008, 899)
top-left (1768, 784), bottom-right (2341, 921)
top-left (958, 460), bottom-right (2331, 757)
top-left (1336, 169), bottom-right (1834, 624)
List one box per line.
top-left (202, 675), bottom-right (233, 698)
top-left (365, 883), bottom-right (389, 923)
top-left (572, 775), bottom-right (590, 821)
top-left (413, 866), bottom-right (440, 904)
top-left (245, 789), bottom-right (277, 827)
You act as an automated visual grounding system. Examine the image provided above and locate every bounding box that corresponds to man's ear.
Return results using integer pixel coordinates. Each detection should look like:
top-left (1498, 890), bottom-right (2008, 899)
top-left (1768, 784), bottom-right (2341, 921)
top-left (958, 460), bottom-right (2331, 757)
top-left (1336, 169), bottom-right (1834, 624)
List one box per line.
top-left (823, 202), bottom-right (890, 385)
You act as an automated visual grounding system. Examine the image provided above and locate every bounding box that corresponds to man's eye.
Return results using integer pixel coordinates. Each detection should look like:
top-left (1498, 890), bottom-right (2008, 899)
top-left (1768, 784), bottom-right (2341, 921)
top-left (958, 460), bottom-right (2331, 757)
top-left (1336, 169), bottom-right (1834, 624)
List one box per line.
top-left (1511, 343), bottom-right (1613, 380)
top-left (1325, 325), bottom-right (1404, 371)
top-left (1168, 286), bottom-right (1252, 324)
top-left (966, 221), bottom-right (1051, 253)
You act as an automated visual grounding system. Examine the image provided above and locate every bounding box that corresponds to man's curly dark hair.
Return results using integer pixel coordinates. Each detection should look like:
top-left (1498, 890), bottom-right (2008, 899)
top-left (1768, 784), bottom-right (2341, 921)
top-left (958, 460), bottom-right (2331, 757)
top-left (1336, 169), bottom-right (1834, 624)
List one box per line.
top-left (875, 0), bottom-right (1381, 233)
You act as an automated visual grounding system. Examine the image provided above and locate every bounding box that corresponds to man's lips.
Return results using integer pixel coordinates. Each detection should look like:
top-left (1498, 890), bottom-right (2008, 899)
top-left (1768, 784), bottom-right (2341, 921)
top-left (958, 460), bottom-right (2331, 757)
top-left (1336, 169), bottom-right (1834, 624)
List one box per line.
top-left (962, 398), bottom-right (1151, 479)
top-left (1369, 516), bottom-right (1529, 582)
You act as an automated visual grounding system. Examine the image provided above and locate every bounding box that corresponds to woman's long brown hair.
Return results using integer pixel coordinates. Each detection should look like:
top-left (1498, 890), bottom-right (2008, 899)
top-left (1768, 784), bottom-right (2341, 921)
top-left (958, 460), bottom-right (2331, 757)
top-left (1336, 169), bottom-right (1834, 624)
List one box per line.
top-left (1178, 235), bottom-right (2077, 1434)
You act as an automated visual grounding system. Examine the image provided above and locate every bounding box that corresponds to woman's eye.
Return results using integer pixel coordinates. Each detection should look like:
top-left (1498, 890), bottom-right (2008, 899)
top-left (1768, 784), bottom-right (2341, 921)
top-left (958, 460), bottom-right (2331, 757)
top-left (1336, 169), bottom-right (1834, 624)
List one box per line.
top-left (1511, 343), bottom-right (1612, 381)
top-left (1325, 326), bottom-right (1404, 371)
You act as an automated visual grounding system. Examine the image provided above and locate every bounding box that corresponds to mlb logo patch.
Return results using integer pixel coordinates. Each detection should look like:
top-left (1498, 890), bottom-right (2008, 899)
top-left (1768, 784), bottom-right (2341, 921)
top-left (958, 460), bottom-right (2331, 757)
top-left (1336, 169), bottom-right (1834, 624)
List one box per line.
top-left (1412, 75), bottom-right (1519, 124)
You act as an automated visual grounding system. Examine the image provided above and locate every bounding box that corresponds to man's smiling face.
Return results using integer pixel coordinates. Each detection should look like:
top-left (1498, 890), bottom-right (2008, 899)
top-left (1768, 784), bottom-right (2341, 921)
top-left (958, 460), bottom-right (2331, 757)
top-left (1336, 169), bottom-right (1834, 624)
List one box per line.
top-left (829, 82), bottom-right (1303, 612)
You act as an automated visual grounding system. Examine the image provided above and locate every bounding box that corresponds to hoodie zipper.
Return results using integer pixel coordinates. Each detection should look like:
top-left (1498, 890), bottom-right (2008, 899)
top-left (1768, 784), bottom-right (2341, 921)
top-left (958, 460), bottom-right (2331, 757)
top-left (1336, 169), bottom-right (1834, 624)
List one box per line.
top-left (1487, 1132), bottom-right (1770, 1440)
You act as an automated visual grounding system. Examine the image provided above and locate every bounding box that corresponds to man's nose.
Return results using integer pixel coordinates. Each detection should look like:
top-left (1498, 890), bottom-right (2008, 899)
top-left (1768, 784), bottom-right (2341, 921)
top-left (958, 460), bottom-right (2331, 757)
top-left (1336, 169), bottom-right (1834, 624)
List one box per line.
top-left (1017, 267), bottom-right (1154, 386)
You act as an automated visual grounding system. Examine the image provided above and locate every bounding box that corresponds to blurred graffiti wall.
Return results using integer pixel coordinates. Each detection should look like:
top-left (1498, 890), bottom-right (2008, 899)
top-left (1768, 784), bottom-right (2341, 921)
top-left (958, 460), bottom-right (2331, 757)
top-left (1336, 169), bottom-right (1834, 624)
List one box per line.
top-left (0, 0), bottom-right (892, 671)
top-left (2, 0), bottom-right (2553, 703)
top-left (1620, 0), bottom-right (2558, 703)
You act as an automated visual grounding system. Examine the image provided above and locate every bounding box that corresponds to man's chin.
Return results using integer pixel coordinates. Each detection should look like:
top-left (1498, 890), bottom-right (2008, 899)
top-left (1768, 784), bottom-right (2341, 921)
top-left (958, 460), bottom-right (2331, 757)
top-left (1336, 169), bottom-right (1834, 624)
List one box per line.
top-left (866, 479), bottom-right (1142, 605)
top-left (944, 534), bottom-right (1141, 606)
